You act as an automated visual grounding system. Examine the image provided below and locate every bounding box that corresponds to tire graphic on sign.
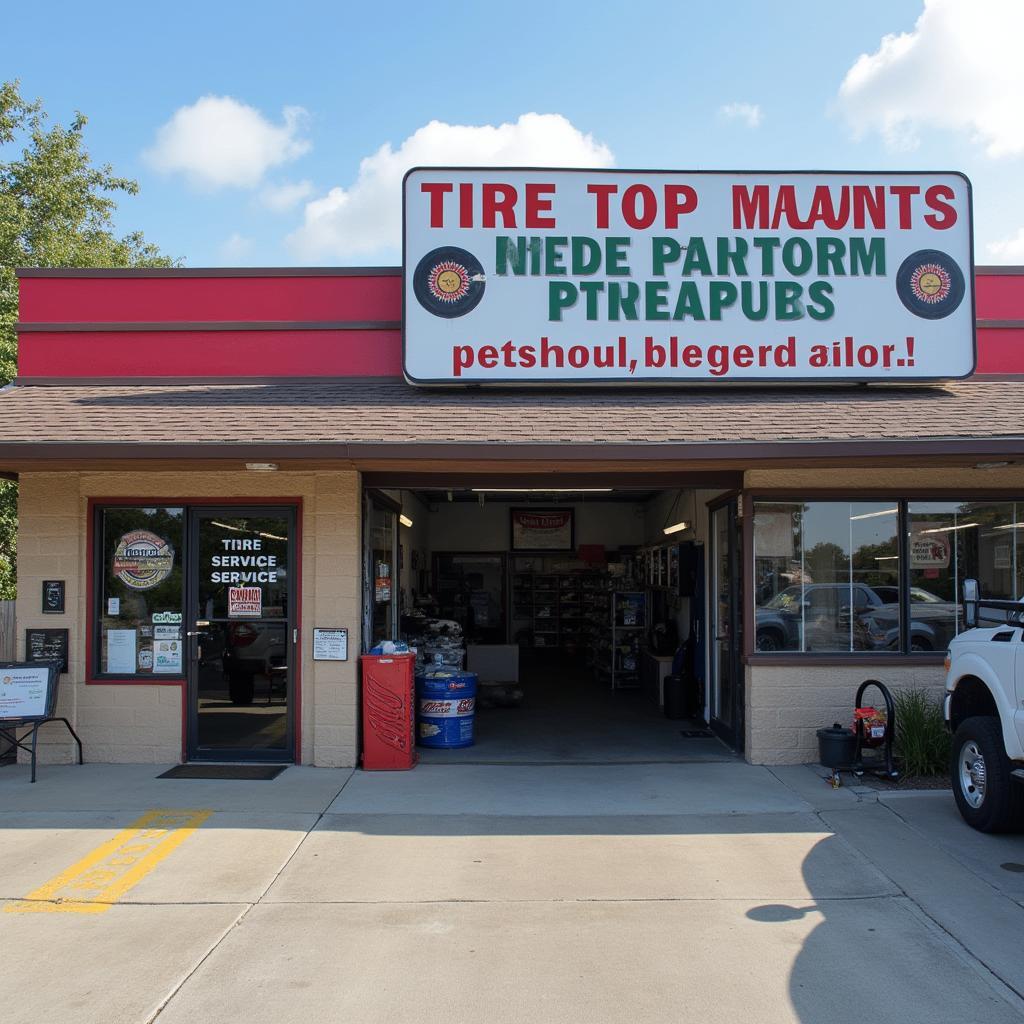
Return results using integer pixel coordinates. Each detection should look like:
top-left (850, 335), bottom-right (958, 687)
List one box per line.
top-left (895, 249), bottom-right (966, 320)
top-left (413, 246), bottom-right (486, 319)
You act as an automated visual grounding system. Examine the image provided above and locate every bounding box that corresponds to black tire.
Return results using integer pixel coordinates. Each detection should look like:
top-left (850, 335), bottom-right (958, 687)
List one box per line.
top-left (950, 716), bottom-right (1024, 833)
top-left (756, 629), bottom-right (783, 653)
top-left (909, 637), bottom-right (932, 652)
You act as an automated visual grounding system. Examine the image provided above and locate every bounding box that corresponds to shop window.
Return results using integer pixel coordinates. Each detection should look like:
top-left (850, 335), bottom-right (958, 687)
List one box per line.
top-left (907, 501), bottom-right (1019, 648)
top-left (94, 506), bottom-right (185, 678)
top-left (753, 501), bottom-right (899, 654)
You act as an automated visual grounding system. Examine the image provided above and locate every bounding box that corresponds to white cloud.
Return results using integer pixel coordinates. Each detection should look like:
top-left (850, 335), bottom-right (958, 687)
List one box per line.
top-left (219, 232), bottom-right (255, 262)
top-left (987, 228), bottom-right (1024, 262)
top-left (719, 102), bottom-right (762, 128)
top-left (259, 179), bottom-right (314, 212)
top-left (837, 0), bottom-right (1024, 157)
top-left (145, 96), bottom-right (310, 189)
top-left (287, 112), bottom-right (613, 261)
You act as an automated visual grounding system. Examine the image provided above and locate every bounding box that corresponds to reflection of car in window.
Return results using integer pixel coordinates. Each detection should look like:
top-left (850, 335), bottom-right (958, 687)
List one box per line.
top-left (221, 622), bottom-right (287, 704)
top-left (756, 583), bottom-right (960, 652)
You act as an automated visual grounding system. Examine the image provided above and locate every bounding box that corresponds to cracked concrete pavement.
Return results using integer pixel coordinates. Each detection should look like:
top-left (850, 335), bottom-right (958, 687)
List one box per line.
top-left (0, 760), bottom-right (1022, 1024)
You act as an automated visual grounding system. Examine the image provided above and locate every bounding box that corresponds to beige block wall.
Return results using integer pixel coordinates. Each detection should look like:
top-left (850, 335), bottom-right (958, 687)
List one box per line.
top-left (745, 664), bottom-right (945, 764)
top-left (16, 469), bottom-right (361, 767)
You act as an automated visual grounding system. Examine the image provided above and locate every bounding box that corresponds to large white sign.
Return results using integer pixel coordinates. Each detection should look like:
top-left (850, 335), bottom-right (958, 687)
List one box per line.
top-left (403, 169), bottom-right (974, 385)
top-left (0, 665), bottom-right (52, 720)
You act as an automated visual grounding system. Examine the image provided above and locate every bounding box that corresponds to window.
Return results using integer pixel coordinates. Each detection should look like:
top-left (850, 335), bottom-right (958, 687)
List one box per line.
top-left (907, 501), bottom-right (1019, 649)
top-left (94, 506), bottom-right (185, 678)
top-left (753, 498), bottom-right (1024, 656)
top-left (753, 501), bottom-right (899, 653)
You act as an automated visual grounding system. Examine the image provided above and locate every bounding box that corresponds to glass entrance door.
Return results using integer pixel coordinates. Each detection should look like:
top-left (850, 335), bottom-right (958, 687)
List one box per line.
top-left (365, 494), bottom-right (399, 648)
top-left (710, 500), bottom-right (744, 750)
top-left (186, 507), bottom-right (295, 761)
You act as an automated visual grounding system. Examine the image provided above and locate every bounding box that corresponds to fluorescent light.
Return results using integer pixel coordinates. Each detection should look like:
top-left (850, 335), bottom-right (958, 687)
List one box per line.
top-left (919, 522), bottom-right (979, 534)
top-left (663, 521), bottom-right (690, 535)
top-left (399, 514), bottom-right (413, 528)
top-left (245, 462), bottom-right (278, 471)
top-left (211, 520), bottom-right (286, 541)
top-left (875, 556), bottom-right (899, 561)
top-left (993, 523), bottom-right (1024, 530)
top-left (470, 488), bottom-right (613, 493)
top-left (849, 508), bottom-right (898, 521)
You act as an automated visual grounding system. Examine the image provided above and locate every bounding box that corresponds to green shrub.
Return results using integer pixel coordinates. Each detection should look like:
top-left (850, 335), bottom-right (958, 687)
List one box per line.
top-left (893, 688), bottom-right (950, 777)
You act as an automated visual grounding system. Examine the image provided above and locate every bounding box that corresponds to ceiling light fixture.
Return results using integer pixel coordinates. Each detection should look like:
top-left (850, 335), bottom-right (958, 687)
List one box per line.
top-left (919, 522), bottom-right (979, 534)
top-left (663, 520), bottom-right (691, 536)
top-left (849, 508), bottom-right (898, 521)
top-left (399, 514), bottom-right (413, 528)
top-left (470, 488), bottom-right (613, 493)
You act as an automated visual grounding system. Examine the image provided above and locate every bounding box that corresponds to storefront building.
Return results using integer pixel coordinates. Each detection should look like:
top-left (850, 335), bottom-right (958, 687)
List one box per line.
top-left (4, 170), bottom-right (1023, 768)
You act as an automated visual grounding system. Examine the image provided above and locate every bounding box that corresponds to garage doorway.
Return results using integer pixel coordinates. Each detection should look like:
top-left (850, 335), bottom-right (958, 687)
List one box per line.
top-left (362, 480), bottom-right (743, 764)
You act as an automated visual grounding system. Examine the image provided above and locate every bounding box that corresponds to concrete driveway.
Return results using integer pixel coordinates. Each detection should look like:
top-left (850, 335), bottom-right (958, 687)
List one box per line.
top-left (0, 761), bottom-right (1022, 1024)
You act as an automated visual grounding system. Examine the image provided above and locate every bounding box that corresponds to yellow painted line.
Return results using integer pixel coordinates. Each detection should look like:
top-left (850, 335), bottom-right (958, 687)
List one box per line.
top-left (5, 808), bottom-right (212, 915)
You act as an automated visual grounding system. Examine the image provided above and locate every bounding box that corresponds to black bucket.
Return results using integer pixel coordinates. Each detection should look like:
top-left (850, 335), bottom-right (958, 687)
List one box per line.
top-left (817, 723), bottom-right (857, 768)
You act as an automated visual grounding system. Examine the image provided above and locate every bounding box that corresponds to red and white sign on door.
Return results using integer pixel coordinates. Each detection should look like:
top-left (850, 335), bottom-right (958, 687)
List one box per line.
top-left (228, 587), bottom-right (262, 618)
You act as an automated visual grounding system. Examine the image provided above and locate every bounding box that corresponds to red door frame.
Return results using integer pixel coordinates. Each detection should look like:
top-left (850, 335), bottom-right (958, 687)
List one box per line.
top-left (85, 496), bottom-right (304, 763)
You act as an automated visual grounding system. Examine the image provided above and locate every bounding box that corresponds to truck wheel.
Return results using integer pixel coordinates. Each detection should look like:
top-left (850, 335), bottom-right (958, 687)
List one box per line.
top-left (950, 717), bottom-right (1024, 833)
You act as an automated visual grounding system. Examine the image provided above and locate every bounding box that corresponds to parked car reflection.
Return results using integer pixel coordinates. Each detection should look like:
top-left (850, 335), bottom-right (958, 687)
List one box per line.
top-left (755, 583), bottom-right (960, 652)
top-left (197, 621), bottom-right (288, 704)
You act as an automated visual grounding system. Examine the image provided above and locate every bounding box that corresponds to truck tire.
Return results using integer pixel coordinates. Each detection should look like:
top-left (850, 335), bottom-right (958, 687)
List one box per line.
top-left (950, 716), bottom-right (1024, 833)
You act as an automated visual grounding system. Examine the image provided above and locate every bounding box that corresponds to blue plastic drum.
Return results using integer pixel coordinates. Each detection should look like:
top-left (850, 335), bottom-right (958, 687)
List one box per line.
top-left (416, 670), bottom-right (477, 749)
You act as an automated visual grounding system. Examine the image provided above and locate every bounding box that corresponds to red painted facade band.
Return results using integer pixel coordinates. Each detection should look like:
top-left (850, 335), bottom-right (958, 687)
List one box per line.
top-left (15, 268), bottom-right (1024, 380)
top-left (18, 329), bottom-right (404, 379)
top-left (18, 274), bottom-right (402, 324)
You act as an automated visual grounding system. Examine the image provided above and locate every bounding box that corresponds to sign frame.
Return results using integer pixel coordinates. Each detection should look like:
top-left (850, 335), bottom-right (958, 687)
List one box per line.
top-left (313, 627), bottom-right (349, 662)
top-left (25, 628), bottom-right (69, 675)
top-left (402, 166), bottom-right (976, 387)
top-left (42, 579), bottom-right (65, 614)
top-left (0, 660), bottom-right (62, 723)
top-left (510, 507), bottom-right (575, 553)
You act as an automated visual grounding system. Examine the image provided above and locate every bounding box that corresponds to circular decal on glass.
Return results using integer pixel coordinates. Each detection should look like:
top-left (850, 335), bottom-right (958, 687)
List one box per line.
top-left (896, 249), bottom-right (965, 320)
top-left (413, 246), bottom-right (486, 318)
top-left (112, 530), bottom-right (175, 591)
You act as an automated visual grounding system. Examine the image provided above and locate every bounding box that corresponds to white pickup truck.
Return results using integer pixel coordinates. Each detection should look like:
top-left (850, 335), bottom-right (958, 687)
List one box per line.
top-left (944, 580), bottom-right (1024, 832)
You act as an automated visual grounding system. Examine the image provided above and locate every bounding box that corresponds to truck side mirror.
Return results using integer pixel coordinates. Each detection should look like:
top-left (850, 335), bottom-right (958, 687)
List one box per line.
top-left (963, 578), bottom-right (979, 628)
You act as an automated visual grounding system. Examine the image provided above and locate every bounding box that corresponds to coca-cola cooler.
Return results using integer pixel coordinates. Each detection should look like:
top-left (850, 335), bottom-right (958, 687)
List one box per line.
top-left (361, 653), bottom-right (417, 770)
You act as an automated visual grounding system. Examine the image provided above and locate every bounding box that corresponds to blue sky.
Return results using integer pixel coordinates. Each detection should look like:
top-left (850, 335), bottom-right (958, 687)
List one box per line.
top-left (8, 0), bottom-right (1023, 266)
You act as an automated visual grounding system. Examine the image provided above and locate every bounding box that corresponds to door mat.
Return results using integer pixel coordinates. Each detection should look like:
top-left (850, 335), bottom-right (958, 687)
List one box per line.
top-left (158, 765), bottom-right (287, 781)
top-left (680, 729), bottom-right (715, 739)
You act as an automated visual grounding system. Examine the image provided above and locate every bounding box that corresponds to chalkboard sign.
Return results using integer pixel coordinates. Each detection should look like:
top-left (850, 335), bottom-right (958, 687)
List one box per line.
top-left (42, 580), bottom-right (65, 614)
top-left (0, 661), bottom-right (61, 722)
top-left (25, 628), bottom-right (69, 675)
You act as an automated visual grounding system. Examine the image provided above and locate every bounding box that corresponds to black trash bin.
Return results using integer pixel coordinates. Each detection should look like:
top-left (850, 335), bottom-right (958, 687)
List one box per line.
top-left (817, 723), bottom-right (857, 768)
top-left (664, 675), bottom-right (687, 720)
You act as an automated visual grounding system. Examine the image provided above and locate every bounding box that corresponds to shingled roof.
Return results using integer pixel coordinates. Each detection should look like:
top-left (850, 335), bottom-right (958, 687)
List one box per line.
top-left (0, 378), bottom-right (1021, 463)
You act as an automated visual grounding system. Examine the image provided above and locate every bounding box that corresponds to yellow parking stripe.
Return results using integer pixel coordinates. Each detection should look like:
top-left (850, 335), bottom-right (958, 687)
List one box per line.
top-left (5, 808), bottom-right (212, 915)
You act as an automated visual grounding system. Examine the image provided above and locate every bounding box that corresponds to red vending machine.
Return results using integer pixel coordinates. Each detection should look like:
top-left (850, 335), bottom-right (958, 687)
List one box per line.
top-left (361, 653), bottom-right (417, 770)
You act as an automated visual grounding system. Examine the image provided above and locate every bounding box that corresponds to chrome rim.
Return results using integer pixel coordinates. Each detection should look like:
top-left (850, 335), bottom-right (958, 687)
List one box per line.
top-left (958, 740), bottom-right (987, 809)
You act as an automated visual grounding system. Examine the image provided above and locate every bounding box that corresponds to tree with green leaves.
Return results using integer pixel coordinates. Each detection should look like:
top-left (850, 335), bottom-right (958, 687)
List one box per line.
top-left (0, 80), bottom-right (175, 599)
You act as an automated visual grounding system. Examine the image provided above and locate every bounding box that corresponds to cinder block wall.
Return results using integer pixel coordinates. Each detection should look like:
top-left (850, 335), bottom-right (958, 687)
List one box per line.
top-left (745, 664), bottom-right (945, 764)
top-left (15, 469), bottom-right (361, 767)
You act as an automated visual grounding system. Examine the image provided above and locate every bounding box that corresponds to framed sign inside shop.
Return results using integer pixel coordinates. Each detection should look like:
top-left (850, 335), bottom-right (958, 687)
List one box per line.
top-left (510, 508), bottom-right (574, 552)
